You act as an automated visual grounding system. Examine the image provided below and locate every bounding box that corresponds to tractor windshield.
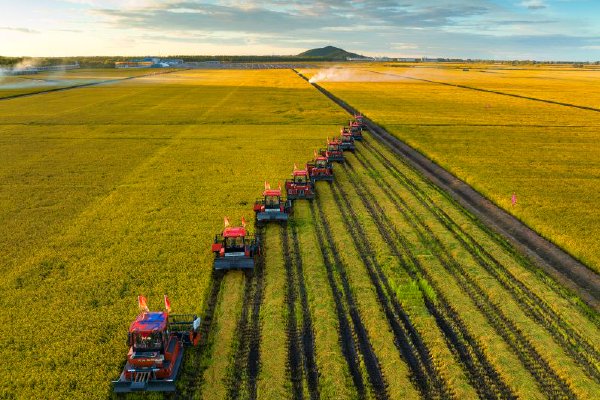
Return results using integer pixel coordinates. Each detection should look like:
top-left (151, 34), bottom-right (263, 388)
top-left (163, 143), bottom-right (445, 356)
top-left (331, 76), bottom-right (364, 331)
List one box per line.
top-left (328, 144), bottom-right (339, 151)
top-left (265, 195), bottom-right (280, 208)
top-left (132, 332), bottom-right (163, 351)
top-left (316, 159), bottom-right (327, 168)
top-left (294, 175), bottom-right (307, 184)
top-left (225, 236), bottom-right (245, 250)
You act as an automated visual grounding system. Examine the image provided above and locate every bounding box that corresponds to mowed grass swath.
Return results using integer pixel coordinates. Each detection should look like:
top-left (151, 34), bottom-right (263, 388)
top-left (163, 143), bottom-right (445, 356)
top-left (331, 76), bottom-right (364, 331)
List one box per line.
top-left (0, 69), bottom-right (346, 399)
top-left (306, 67), bottom-right (600, 272)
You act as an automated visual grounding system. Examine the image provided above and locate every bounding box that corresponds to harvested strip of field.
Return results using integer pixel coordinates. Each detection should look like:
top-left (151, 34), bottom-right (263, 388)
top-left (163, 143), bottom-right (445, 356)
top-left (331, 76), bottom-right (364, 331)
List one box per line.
top-left (357, 139), bottom-right (600, 384)
top-left (293, 201), bottom-right (355, 399)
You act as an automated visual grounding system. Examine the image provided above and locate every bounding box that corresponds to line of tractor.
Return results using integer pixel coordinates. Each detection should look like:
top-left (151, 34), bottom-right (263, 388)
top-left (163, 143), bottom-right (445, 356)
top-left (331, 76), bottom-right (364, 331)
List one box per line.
top-left (111, 114), bottom-right (367, 394)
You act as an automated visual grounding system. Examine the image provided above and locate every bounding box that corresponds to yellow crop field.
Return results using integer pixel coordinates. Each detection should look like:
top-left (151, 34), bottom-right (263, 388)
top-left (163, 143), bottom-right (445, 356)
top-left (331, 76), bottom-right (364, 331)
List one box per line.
top-left (307, 67), bottom-right (600, 272)
top-left (0, 69), bottom-right (346, 398)
top-left (0, 68), bottom-right (172, 99)
top-left (2, 67), bottom-right (598, 400)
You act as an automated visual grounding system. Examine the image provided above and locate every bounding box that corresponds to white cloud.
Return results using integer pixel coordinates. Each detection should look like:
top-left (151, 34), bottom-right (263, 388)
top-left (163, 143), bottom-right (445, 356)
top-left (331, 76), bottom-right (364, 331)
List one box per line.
top-left (520, 0), bottom-right (547, 10)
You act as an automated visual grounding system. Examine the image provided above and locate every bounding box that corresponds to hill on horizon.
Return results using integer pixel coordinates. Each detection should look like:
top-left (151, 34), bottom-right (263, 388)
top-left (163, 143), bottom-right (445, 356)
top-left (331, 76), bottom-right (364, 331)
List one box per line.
top-left (297, 46), bottom-right (367, 60)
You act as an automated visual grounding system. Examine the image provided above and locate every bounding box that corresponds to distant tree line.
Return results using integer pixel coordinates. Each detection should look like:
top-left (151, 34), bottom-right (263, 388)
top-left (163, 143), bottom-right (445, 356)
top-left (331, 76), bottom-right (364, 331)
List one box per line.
top-left (0, 55), bottom-right (340, 68)
top-left (1, 55), bottom-right (598, 69)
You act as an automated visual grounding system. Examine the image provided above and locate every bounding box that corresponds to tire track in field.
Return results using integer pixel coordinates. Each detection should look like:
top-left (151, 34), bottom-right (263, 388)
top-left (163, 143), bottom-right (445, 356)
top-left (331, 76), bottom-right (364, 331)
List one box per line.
top-left (281, 225), bottom-right (305, 399)
top-left (359, 138), bottom-right (600, 384)
top-left (292, 69), bottom-right (599, 312)
top-left (336, 166), bottom-right (514, 399)
top-left (226, 228), bottom-right (266, 400)
top-left (328, 181), bottom-right (451, 399)
top-left (290, 223), bottom-right (321, 399)
top-left (177, 270), bottom-right (225, 399)
top-left (309, 200), bottom-right (389, 400)
top-left (342, 159), bottom-right (575, 399)
top-left (369, 70), bottom-right (600, 113)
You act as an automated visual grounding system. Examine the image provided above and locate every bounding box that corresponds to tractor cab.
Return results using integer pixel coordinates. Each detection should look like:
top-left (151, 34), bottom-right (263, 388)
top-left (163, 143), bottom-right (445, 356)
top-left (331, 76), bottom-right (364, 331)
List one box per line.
top-left (307, 153), bottom-right (334, 182)
top-left (212, 218), bottom-right (259, 270)
top-left (354, 114), bottom-right (366, 128)
top-left (285, 167), bottom-right (315, 200)
top-left (254, 183), bottom-right (292, 223)
top-left (341, 126), bottom-right (351, 135)
top-left (340, 131), bottom-right (355, 152)
top-left (319, 138), bottom-right (344, 163)
top-left (113, 297), bottom-right (201, 393)
top-left (349, 120), bottom-right (363, 141)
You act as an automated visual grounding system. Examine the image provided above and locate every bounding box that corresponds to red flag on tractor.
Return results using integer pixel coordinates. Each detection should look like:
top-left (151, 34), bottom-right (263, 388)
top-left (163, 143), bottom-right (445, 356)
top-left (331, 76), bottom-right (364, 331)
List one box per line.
top-left (138, 295), bottom-right (149, 313)
top-left (164, 295), bottom-right (171, 313)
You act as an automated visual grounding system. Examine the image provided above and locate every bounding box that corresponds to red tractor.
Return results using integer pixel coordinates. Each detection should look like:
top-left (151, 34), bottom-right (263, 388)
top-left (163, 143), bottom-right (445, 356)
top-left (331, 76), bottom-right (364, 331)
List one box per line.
top-left (319, 138), bottom-right (344, 163)
top-left (354, 113), bottom-right (366, 129)
top-left (212, 217), bottom-right (259, 270)
top-left (253, 182), bottom-right (292, 224)
top-left (113, 296), bottom-right (201, 393)
top-left (285, 165), bottom-right (315, 200)
top-left (307, 150), bottom-right (334, 182)
top-left (349, 120), bottom-right (363, 141)
top-left (340, 130), bottom-right (356, 152)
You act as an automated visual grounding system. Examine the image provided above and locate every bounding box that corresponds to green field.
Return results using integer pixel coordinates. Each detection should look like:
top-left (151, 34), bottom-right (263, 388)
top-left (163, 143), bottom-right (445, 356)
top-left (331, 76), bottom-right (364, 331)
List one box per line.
top-left (1, 68), bottom-right (598, 399)
top-left (306, 66), bottom-right (600, 273)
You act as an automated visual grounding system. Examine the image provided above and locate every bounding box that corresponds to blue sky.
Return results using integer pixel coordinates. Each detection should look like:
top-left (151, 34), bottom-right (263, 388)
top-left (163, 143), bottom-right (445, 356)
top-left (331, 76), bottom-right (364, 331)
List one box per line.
top-left (1, 0), bottom-right (599, 60)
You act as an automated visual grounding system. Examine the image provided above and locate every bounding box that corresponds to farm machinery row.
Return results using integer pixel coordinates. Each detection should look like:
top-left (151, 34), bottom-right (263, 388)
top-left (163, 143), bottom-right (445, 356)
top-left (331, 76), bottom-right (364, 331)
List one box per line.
top-left (212, 114), bottom-right (364, 272)
top-left (112, 114), bottom-right (366, 393)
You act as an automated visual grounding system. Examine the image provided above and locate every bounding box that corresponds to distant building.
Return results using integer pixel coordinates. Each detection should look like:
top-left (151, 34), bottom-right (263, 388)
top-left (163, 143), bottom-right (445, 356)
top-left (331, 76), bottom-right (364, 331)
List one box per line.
top-left (115, 58), bottom-right (184, 68)
top-left (115, 61), bottom-right (154, 68)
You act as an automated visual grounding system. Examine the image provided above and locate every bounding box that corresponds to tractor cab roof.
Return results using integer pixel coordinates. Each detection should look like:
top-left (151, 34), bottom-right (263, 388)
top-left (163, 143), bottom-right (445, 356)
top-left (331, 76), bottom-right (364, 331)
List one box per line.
top-left (327, 138), bottom-right (341, 145)
top-left (314, 155), bottom-right (328, 162)
top-left (129, 312), bottom-right (167, 333)
top-left (342, 131), bottom-right (353, 137)
top-left (263, 189), bottom-right (281, 197)
top-left (293, 169), bottom-right (308, 176)
top-left (223, 226), bottom-right (246, 238)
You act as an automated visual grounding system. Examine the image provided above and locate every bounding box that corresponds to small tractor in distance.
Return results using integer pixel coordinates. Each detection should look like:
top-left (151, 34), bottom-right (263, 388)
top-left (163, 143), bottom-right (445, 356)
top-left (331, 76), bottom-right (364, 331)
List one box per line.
top-left (354, 113), bottom-right (366, 128)
top-left (340, 130), bottom-right (356, 152)
top-left (112, 296), bottom-right (201, 393)
top-left (307, 150), bottom-right (334, 182)
top-left (349, 120), bottom-right (363, 141)
top-left (285, 164), bottom-right (315, 200)
top-left (254, 182), bottom-right (292, 224)
top-left (319, 138), bottom-right (344, 163)
top-left (212, 217), bottom-right (259, 270)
